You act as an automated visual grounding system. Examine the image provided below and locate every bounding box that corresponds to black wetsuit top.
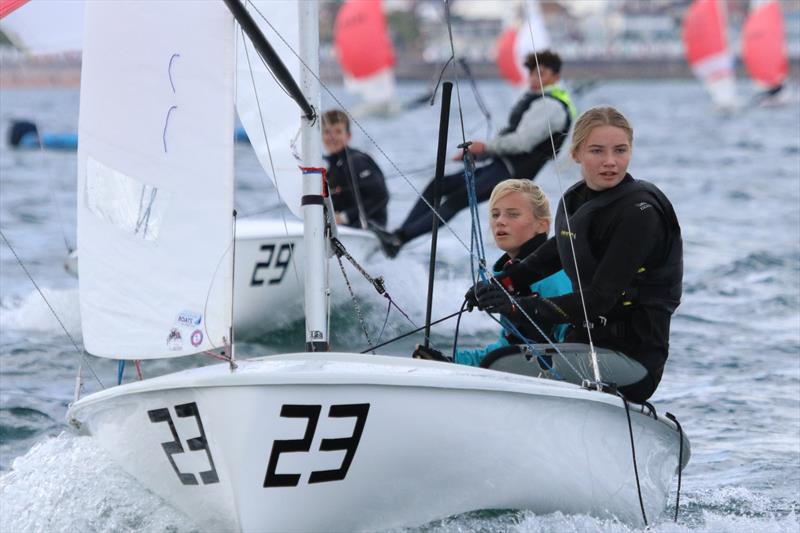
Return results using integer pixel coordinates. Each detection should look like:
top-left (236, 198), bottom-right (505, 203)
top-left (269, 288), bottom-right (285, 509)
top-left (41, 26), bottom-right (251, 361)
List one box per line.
top-left (324, 147), bottom-right (389, 228)
top-left (508, 175), bottom-right (683, 400)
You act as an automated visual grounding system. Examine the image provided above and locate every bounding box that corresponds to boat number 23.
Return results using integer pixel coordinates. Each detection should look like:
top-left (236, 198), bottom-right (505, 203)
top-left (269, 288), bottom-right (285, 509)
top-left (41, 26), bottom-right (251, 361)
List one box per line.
top-left (148, 402), bottom-right (220, 486)
top-left (147, 402), bottom-right (369, 488)
top-left (264, 403), bottom-right (370, 487)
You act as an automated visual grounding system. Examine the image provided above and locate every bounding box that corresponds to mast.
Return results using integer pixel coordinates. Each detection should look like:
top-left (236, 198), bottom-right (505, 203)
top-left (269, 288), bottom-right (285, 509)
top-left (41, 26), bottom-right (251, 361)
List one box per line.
top-left (224, 0), bottom-right (328, 351)
top-left (298, 0), bottom-right (329, 351)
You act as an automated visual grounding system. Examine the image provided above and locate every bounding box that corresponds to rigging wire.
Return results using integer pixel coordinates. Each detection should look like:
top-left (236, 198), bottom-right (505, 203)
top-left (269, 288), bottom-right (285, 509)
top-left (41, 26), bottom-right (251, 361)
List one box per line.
top-left (438, 0), bottom-right (583, 377)
top-left (0, 229), bottom-right (104, 389)
top-left (238, 21), bottom-right (305, 317)
top-left (240, 0), bottom-right (595, 377)
top-left (519, 0), bottom-right (602, 385)
top-left (247, 3), bottom-right (478, 259)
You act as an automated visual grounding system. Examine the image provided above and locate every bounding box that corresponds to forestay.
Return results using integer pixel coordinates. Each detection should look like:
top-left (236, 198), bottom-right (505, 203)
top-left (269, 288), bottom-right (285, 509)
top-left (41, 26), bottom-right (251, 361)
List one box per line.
top-left (234, 0), bottom-right (305, 219)
top-left (77, 1), bottom-right (235, 358)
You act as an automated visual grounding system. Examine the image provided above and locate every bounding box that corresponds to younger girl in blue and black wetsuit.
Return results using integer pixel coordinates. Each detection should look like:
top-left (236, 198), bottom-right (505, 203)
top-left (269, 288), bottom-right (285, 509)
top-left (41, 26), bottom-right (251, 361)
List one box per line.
top-left (413, 179), bottom-right (571, 366)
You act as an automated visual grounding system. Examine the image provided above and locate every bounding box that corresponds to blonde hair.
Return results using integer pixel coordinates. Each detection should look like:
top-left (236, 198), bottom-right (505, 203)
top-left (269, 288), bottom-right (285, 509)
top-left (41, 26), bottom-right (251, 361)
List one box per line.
top-left (489, 179), bottom-right (551, 221)
top-left (570, 106), bottom-right (633, 158)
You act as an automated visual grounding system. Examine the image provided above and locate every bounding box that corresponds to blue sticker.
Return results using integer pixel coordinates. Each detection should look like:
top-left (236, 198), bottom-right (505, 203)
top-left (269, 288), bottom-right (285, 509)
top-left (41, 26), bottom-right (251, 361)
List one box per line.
top-left (176, 310), bottom-right (203, 329)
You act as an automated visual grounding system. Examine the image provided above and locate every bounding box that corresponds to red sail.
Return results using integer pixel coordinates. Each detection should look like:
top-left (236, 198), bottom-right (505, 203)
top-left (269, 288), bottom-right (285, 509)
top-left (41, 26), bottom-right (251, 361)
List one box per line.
top-left (334, 0), bottom-right (395, 79)
top-left (0, 0), bottom-right (28, 19)
top-left (742, 0), bottom-right (788, 88)
top-left (496, 27), bottom-right (523, 85)
top-left (682, 0), bottom-right (728, 68)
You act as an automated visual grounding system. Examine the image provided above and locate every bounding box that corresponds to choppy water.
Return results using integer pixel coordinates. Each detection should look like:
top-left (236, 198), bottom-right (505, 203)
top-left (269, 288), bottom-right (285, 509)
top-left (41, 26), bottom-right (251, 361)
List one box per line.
top-left (1, 79), bottom-right (799, 532)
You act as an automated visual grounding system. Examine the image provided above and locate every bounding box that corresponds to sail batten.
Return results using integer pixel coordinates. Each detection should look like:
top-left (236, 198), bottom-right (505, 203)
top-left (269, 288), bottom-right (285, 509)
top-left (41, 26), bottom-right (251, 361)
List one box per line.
top-left (77, 1), bottom-right (235, 359)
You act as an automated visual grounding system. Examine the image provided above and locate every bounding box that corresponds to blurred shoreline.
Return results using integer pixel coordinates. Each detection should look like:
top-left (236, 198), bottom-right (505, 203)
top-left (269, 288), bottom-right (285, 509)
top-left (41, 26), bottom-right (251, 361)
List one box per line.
top-left (2, 55), bottom-right (799, 89)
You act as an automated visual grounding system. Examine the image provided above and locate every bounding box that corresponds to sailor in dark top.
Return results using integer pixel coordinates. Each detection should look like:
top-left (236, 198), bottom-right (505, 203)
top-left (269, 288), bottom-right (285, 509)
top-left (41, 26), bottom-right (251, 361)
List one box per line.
top-left (322, 109), bottom-right (389, 229)
top-left (374, 49), bottom-right (576, 257)
top-left (475, 107), bottom-right (683, 402)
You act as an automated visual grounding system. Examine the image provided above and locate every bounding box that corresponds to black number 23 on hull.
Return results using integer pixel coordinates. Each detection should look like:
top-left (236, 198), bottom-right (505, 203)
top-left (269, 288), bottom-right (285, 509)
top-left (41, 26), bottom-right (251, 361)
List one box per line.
top-left (264, 403), bottom-right (370, 487)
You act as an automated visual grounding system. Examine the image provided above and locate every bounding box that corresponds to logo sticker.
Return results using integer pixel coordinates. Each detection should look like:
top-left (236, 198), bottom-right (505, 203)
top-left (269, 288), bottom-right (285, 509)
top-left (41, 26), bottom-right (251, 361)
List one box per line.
top-left (176, 310), bottom-right (203, 329)
top-left (167, 328), bottom-right (183, 351)
top-left (191, 329), bottom-right (204, 347)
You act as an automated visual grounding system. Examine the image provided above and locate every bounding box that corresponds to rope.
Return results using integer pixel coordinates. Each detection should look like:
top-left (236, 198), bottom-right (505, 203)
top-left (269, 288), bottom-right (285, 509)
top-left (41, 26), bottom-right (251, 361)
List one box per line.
top-left (619, 393), bottom-right (648, 526)
top-left (0, 229), bottom-right (105, 389)
top-left (361, 310), bottom-right (462, 353)
top-left (666, 412), bottom-right (685, 522)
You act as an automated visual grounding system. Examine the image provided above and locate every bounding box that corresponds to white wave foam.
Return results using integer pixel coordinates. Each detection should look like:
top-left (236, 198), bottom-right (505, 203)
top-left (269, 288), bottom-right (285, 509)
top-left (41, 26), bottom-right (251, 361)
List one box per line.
top-left (0, 432), bottom-right (198, 533)
top-left (0, 287), bottom-right (81, 337)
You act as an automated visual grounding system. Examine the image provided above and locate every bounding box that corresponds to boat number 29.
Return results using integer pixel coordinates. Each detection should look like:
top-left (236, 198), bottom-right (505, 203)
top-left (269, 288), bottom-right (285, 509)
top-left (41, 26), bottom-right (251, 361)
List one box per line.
top-left (264, 403), bottom-right (370, 487)
top-left (251, 243), bottom-right (293, 286)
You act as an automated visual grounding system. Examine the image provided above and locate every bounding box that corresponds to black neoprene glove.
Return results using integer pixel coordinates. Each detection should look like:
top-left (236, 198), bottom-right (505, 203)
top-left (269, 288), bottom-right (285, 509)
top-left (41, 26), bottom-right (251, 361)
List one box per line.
top-left (463, 281), bottom-right (489, 311)
top-left (475, 283), bottom-right (515, 315)
top-left (412, 344), bottom-right (452, 362)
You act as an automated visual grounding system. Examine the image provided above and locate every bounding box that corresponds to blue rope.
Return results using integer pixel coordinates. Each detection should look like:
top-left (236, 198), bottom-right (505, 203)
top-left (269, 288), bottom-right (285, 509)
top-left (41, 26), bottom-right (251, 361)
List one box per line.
top-left (117, 360), bottom-right (125, 385)
top-left (461, 152), bottom-right (487, 287)
top-left (497, 315), bottom-right (564, 381)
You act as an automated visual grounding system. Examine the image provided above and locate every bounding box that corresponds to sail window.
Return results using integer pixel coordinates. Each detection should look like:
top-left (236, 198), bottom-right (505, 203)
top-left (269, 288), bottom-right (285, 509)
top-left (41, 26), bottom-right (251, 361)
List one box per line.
top-left (86, 157), bottom-right (169, 241)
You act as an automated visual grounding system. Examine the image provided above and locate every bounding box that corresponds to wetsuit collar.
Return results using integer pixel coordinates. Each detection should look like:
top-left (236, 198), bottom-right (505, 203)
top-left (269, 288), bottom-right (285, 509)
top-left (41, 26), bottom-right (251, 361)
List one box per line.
top-left (493, 233), bottom-right (548, 272)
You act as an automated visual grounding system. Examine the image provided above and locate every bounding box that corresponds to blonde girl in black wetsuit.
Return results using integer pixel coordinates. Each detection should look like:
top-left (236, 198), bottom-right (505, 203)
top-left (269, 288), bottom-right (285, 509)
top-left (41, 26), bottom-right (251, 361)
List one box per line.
top-left (475, 107), bottom-right (683, 402)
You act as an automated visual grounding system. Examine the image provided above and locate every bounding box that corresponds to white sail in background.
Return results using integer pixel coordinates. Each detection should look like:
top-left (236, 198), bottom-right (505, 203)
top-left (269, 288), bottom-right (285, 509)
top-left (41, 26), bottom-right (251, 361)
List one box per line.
top-left (77, 0), bottom-right (235, 358)
top-left (234, 1), bottom-right (305, 219)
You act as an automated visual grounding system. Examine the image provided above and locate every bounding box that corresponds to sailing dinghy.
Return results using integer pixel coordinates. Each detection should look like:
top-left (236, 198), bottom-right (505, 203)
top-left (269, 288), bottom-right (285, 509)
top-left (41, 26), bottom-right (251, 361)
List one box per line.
top-left (67, 1), bottom-right (689, 530)
top-left (333, 0), bottom-right (399, 117)
top-left (495, 0), bottom-right (551, 86)
top-left (682, 0), bottom-right (738, 110)
top-left (742, 0), bottom-right (790, 105)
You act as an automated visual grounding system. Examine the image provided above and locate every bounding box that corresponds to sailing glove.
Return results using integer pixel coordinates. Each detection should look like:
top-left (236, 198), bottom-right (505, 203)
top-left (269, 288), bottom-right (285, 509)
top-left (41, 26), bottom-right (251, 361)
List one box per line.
top-left (475, 283), bottom-right (518, 315)
top-left (412, 344), bottom-right (452, 362)
top-left (464, 281), bottom-right (489, 311)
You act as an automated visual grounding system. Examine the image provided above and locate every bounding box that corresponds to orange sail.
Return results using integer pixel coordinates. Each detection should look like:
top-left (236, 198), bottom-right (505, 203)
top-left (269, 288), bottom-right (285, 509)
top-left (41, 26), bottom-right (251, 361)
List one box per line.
top-left (742, 0), bottom-right (788, 89)
top-left (682, 0), bottom-right (737, 108)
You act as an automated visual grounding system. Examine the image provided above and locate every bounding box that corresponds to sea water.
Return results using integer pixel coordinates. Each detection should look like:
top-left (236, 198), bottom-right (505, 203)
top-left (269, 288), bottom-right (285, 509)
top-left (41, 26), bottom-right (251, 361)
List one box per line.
top-left (1, 80), bottom-right (798, 532)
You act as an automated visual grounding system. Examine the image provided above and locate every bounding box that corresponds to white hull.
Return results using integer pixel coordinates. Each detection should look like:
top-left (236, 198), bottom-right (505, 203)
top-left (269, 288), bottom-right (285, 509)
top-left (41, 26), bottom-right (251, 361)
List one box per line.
top-left (65, 219), bottom-right (381, 337)
top-left (68, 354), bottom-right (690, 531)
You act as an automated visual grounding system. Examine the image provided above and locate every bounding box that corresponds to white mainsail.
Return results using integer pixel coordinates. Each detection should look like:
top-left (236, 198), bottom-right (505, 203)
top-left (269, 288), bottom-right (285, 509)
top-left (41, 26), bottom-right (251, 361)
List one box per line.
top-left (234, 0), bottom-right (305, 219)
top-left (77, 1), bottom-right (235, 358)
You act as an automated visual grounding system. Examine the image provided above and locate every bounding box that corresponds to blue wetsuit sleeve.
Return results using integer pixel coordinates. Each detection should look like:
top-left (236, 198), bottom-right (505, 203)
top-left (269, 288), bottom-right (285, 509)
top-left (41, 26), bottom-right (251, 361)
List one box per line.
top-left (454, 334), bottom-right (510, 367)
